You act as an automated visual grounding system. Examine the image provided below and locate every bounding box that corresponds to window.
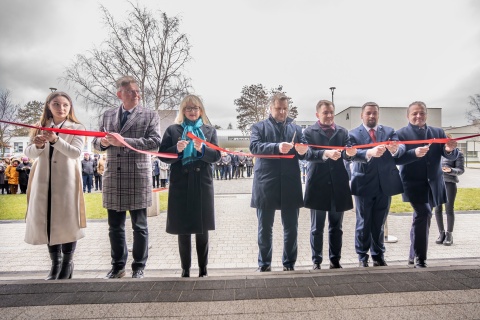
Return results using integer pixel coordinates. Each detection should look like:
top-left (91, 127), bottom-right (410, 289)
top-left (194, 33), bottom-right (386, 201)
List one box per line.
top-left (14, 142), bottom-right (23, 153)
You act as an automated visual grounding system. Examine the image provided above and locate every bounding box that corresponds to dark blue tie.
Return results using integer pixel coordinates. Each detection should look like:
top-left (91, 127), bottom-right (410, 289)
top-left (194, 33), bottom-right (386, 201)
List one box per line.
top-left (120, 111), bottom-right (130, 128)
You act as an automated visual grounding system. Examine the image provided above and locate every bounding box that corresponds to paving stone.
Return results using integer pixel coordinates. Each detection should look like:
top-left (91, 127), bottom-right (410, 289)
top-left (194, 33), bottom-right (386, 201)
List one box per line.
top-left (131, 290), bottom-right (160, 303)
top-left (312, 276), bottom-right (332, 285)
top-left (257, 287), bottom-right (291, 299)
top-left (288, 287), bottom-right (313, 298)
top-left (378, 281), bottom-right (417, 293)
top-left (350, 282), bottom-right (388, 295)
top-left (172, 281), bottom-right (195, 291)
top-left (428, 279), bottom-right (469, 290)
top-left (388, 272), bottom-right (415, 282)
top-left (330, 284), bottom-right (356, 296)
top-left (294, 277), bottom-right (317, 287)
top-left (152, 281), bottom-right (176, 291)
top-left (0, 295), bottom-right (26, 308)
top-left (98, 291), bottom-right (137, 303)
top-left (429, 270), bottom-right (468, 279)
top-left (245, 279), bottom-right (266, 288)
top-left (264, 277), bottom-right (296, 288)
top-left (76, 282), bottom-right (107, 292)
top-left (194, 280), bottom-right (225, 290)
top-left (310, 285), bottom-right (335, 297)
top-left (51, 292), bottom-right (78, 305)
top-left (361, 273), bottom-right (394, 283)
top-left (72, 291), bottom-right (105, 304)
top-left (457, 269), bottom-right (480, 278)
top-left (329, 274), bottom-right (366, 284)
top-left (178, 290), bottom-right (213, 302)
top-left (225, 279), bottom-right (245, 289)
top-left (457, 278), bottom-right (480, 289)
top-left (212, 289), bottom-right (235, 301)
top-left (99, 282), bottom-right (126, 292)
top-left (155, 290), bottom-right (181, 302)
top-left (234, 288), bottom-right (258, 300)
top-left (119, 281), bottom-right (155, 291)
top-left (409, 280), bottom-right (439, 291)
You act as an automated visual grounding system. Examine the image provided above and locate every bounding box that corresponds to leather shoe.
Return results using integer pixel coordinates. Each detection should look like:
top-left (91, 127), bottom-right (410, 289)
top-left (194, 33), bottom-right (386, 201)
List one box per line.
top-left (132, 270), bottom-right (144, 278)
top-left (358, 261), bottom-right (369, 267)
top-left (329, 260), bottom-right (342, 269)
top-left (256, 266), bottom-right (271, 272)
top-left (283, 266), bottom-right (295, 271)
top-left (199, 267), bottom-right (208, 277)
top-left (181, 269), bottom-right (190, 277)
top-left (415, 259), bottom-right (428, 268)
top-left (435, 231), bottom-right (446, 244)
top-left (373, 258), bottom-right (388, 267)
top-left (444, 232), bottom-right (453, 246)
top-left (104, 268), bottom-right (126, 279)
top-left (313, 263), bottom-right (321, 270)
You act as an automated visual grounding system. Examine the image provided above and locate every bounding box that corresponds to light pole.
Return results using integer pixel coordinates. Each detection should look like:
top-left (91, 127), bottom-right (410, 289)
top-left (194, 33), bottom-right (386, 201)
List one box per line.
top-left (329, 87), bottom-right (336, 105)
top-left (49, 87), bottom-right (57, 92)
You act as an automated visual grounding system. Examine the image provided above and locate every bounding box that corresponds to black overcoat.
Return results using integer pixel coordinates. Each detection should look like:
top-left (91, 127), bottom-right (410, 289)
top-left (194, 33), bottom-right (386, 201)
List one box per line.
top-left (303, 122), bottom-right (353, 212)
top-left (159, 124), bottom-right (221, 234)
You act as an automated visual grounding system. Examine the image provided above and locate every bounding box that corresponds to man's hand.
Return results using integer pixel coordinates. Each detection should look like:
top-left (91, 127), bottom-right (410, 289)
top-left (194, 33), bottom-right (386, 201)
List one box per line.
top-left (294, 143), bottom-right (308, 155)
top-left (386, 141), bottom-right (399, 154)
top-left (177, 140), bottom-right (189, 153)
top-left (445, 139), bottom-right (457, 152)
top-left (325, 149), bottom-right (342, 161)
top-left (442, 166), bottom-right (452, 173)
top-left (367, 145), bottom-right (386, 158)
top-left (345, 146), bottom-right (357, 157)
top-left (279, 142), bottom-right (294, 154)
top-left (100, 137), bottom-right (111, 148)
top-left (105, 133), bottom-right (124, 147)
top-left (415, 145), bottom-right (430, 158)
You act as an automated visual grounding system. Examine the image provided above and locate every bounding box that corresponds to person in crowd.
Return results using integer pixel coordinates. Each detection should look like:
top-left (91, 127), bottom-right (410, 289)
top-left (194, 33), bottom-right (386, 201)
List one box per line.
top-left (5, 158), bottom-right (20, 194)
top-left (298, 159), bottom-right (307, 184)
top-left (81, 153), bottom-right (94, 193)
top-left (245, 155), bottom-right (254, 177)
top-left (348, 102), bottom-right (405, 267)
top-left (214, 158), bottom-right (222, 180)
top-left (159, 159), bottom-right (169, 188)
top-left (96, 154), bottom-right (106, 191)
top-left (396, 101), bottom-right (458, 268)
top-left (434, 141), bottom-right (465, 246)
top-left (152, 156), bottom-right (161, 188)
top-left (250, 92), bottom-right (308, 272)
top-left (303, 99), bottom-right (357, 270)
top-left (16, 157), bottom-right (32, 194)
top-left (24, 91), bottom-right (86, 280)
top-left (221, 151), bottom-right (232, 180)
top-left (92, 76), bottom-right (162, 279)
top-left (231, 153), bottom-right (239, 179)
top-left (159, 94), bottom-right (221, 277)
top-left (237, 152), bottom-right (246, 178)
top-left (0, 159), bottom-right (6, 194)
top-left (93, 154), bottom-right (100, 191)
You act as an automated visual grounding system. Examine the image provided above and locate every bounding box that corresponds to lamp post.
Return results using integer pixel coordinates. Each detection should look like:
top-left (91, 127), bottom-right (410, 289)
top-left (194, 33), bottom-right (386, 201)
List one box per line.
top-left (49, 87), bottom-right (57, 92)
top-left (329, 87), bottom-right (336, 105)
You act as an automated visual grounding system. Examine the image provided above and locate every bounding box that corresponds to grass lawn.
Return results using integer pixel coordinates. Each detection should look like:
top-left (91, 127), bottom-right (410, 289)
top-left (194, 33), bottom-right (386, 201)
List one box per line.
top-left (0, 192), bottom-right (168, 220)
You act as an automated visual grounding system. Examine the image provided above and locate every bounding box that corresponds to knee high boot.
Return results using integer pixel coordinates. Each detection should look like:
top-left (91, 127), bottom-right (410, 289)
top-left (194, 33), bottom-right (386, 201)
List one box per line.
top-left (58, 253), bottom-right (74, 280)
top-left (45, 251), bottom-right (62, 280)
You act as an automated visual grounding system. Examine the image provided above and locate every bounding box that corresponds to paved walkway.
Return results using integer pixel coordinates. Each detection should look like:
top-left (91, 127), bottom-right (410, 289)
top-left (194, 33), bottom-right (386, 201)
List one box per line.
top-left (0, 167), bottom-right (479, 319)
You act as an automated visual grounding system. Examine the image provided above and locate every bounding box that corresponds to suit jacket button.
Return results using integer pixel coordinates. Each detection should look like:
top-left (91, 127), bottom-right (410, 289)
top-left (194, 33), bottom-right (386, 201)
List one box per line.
top-left (195, 168), bottom-right (200, 172)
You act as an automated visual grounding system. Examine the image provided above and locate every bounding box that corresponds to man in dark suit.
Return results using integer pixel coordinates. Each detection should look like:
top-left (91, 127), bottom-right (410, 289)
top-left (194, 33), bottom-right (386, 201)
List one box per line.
top-left (93, 76), bottom-right (162, 279)
top-left (250, 93), bottom-right (308, 272)
top-left (349, 102), bottom-right (405, 267)
top-left (303, 99), bottom-right (357, 270)
top-left (396, 101), bottom-right (458, 268)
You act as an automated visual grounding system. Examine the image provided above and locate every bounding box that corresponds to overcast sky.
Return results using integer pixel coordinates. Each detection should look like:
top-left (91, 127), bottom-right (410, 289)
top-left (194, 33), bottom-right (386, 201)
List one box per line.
top-left (1, 0), bottom-right (479, 130)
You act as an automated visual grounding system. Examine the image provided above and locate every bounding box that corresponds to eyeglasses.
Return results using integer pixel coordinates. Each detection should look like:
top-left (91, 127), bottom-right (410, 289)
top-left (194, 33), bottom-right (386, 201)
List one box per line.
top-left (123, 89), bottom-right (141, 95)
top-left (185, 106), bottom-right (200, 112)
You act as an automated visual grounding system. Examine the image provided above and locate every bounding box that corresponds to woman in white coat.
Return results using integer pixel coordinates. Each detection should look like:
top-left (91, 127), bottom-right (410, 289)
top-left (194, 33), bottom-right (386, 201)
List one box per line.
top-left (25, 91), bottom-right (86, 280)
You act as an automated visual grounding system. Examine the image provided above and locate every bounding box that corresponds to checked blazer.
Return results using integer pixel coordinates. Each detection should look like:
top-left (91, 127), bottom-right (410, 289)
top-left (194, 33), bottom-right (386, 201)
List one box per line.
top-left (92, 105), bottom-right (162, 211)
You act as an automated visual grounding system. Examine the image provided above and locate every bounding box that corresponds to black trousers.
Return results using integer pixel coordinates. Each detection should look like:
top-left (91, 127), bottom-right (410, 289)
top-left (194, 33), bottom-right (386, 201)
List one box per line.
top-left (108, 208), bottom-right (148, 271)
top-left (434, 182), bottom-right (457, 233)
top-left (178, 232), bottom-right (209, 270)
top-left (408, 202), bottom-right (432, 261)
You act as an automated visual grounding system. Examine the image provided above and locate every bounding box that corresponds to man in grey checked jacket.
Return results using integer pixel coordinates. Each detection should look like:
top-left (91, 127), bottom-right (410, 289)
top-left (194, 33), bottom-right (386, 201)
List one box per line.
top-left (93, 76), bottom-right (162, 279)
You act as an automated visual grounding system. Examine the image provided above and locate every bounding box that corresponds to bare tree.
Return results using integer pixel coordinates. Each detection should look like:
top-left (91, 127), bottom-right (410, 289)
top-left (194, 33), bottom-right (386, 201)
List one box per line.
top-left (234, 84), bottom-right (298, 134)
top-left (63, 2), bottom-right (192, 118)
top-left (0, 89), bottom-right (20, 156)
top-left (467, 94), bottom-right (480, 126)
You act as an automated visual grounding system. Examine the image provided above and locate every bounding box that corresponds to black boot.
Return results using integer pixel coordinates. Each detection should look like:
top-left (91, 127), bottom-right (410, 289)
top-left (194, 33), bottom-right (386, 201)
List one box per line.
top-left (444, 232), bottom-right (453, 246)
top-left (58, 253), bottom-right (74, 280)
top-left (45, 251), bottom-right (62, 280)
top-left (435, 231), bottom-right (446, 244)
top-left (199, 266), bottom-right (208, 277)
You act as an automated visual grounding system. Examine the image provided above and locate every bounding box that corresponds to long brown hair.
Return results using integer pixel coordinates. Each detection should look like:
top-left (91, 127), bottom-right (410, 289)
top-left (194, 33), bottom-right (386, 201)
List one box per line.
top-left (30, 91), bottom-right (81, 139)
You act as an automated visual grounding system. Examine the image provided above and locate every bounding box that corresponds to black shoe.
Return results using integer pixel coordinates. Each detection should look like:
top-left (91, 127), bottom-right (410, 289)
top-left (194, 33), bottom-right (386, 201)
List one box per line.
top-left (283, 266), bottom-right (295, 271)
top-left (256, 266), bottom-right (271, 272)
top-left (436, 231), bottom-right (446, 244)
top-left (415, 259), bottom-right (428, 268)
top-left (181, 269), bottom-right (190, 277)
top-left (132, 270), bottom-right (144, 278)
top-left (358, 261), bottom-right (369, 267)
top-left (199, 267), bottom-right (208, 277)
top-left (58, 253), bottom-right (74, 280)
top-left (45, 251), bottom-right (62, 280)
top-left (104, 268), bottom-right (126, 279)
top-left (372, 258), bottom-right (388, 267)
top-left (329, 259), bottom-right (342, 269)
top-left (313, 263), bottom-right (321, 270)
top-left (444, 232), bottom-right (453, 246)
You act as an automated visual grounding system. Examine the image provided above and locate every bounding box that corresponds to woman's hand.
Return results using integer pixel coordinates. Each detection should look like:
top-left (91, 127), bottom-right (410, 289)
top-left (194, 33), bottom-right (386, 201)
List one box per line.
top-left (177, 140), bottom-right (189, 153)
top-left (34, 135), bottom-right (48, 149)
top-left (193, 140), bottom-right (203, 152)
top-left (42, 130), bottom-right (58, 144)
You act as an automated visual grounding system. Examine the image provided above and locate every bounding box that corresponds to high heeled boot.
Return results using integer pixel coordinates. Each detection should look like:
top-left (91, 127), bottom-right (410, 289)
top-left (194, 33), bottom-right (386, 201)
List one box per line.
top-left (435, 231), bottom-right (446, 244)
top-left (58, 253), bottom-right (74, 279)
top-left (45, 251), bottom-right (62, 280)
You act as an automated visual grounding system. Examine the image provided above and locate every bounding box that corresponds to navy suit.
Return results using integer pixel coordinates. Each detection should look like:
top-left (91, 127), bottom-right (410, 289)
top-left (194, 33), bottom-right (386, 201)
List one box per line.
top-left (349, 124), bottom-right (405, 262)
top-left (396, 123), bottom-right (458, 262)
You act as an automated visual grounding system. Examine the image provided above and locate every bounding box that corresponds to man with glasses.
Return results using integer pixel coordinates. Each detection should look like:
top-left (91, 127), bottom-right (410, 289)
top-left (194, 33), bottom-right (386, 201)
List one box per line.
top-left (93, 76), bottom-right (162, 279)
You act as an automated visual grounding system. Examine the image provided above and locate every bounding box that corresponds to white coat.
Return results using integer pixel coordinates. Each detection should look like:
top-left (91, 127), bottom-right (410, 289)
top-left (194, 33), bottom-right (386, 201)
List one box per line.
top-left (24, 120), bottom-right (86, 245)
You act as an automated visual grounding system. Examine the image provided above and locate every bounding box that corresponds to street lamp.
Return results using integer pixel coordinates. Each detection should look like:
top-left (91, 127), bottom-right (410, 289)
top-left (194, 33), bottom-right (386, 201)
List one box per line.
top-left (49, 87), bottom-right (57, 92)
top-left (329, 87), bottom-right (336, 105)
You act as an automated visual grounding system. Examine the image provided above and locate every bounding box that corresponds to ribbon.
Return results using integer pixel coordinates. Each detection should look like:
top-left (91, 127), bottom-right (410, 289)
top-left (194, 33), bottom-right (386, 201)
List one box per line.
top-left (186, 132), bottom-right (294, 159)
top-left (0, 120), bottom-right (177, 159)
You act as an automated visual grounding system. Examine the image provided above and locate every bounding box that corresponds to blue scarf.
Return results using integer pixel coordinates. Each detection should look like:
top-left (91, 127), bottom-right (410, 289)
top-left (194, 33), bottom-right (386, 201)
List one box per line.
top-left (181, 117), bottom-right (205, 165)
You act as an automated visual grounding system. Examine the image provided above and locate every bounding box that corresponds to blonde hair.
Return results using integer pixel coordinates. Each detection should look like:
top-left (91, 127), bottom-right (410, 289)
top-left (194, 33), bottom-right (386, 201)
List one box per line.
top-left (30, 91), bottom-right (81, 139)
top-left (174, 94), bottom-right (210, 125)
